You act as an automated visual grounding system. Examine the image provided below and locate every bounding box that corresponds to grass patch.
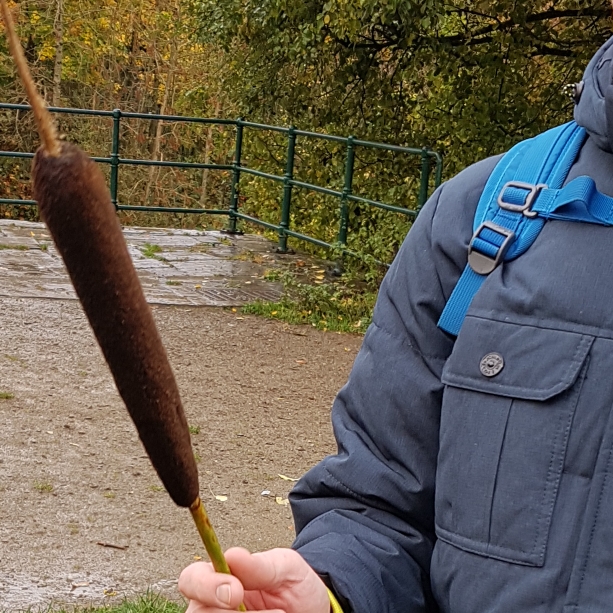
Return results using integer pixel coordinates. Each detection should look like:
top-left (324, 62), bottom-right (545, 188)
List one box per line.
top-left (33, 481), bottom-right (54, 493)
top-left (20, 593), bottom-right (186, 613)
top-left (0, 391), bottom-right (14, 400)
top-left (40, 243), bottom-right (48, 251)
top-left (231, 250), bottom-right (265, 264)
top-left (188, 425), bottom-right (200, 435)
top-left (0, 243), bottom-right (28, 250)
top-left (262, 269), bottom-right (283, 282)
top-left (166, 280), bottom-right (181, 286)
top-left (243, 272), bottom-right (375, 333)
top-left (141, 243), bottom-right (164, 259)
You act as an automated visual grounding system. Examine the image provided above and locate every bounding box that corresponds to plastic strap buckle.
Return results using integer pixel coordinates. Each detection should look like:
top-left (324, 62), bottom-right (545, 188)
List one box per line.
top-left (468, 221), bottom-right (515, 275)
top-left (497, 181), bottom-right (547, 218)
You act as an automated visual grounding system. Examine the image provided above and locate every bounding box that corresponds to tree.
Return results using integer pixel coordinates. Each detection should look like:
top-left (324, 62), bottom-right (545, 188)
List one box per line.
top-left (0, 0), bottom-right (235, 223)
top-left (184, 0), bottom-right (611, 264)
top-left (191, 0), bottom-right (611, 172)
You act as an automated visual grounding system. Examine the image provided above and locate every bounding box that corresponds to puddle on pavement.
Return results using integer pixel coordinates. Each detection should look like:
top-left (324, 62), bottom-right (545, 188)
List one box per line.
top-left (0, 220), bottom-right (283, 307)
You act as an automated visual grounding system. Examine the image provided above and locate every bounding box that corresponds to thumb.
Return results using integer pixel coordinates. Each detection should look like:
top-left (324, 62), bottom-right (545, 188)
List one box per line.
top-left (178, 560), bottom-right (245, 610)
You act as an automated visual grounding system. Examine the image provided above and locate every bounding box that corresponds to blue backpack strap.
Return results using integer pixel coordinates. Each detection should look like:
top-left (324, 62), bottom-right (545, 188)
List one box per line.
top-left (438, 121), bottom-right (587, 336)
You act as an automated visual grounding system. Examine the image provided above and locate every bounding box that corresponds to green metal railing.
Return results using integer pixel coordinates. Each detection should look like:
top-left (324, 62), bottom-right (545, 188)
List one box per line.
top-left (0, 103), bottom-right (443, 260)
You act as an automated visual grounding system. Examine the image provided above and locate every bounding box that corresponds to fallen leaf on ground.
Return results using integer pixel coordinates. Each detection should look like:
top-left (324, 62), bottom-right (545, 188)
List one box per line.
top-left (215, 495), bottom-right (228, 502)
top-left (278, 474), bottom-right (299, 482)
top-left (193, 555), bottom-right (202, 561)
top-left (275, 496), bottom-right (290, 506)
top-left (71, 582), bottom-right (90, 591)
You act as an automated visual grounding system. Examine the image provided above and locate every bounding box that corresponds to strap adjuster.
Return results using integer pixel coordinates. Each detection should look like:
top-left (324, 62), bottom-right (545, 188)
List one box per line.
top-left (497, 181), bottom-right (547, 218)
top-left (468, 221), bottom-right (515, 275)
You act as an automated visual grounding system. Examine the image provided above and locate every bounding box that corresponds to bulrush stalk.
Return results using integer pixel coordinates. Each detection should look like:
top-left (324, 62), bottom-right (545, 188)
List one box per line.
top-left (0, 2), bottom-right (243, 608)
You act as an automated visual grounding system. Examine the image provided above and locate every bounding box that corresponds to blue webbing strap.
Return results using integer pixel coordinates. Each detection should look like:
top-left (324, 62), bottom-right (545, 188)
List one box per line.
top-left (438, 121), bottom-right (587, 336)
top-left (532, 176), bottom-right (613, 224)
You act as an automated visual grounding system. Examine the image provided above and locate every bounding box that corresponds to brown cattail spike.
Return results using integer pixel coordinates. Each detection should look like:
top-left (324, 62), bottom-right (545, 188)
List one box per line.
top-left (0, 0), bottom-right (60, 157)
top-left (33, 142), bottom-right (200, 507)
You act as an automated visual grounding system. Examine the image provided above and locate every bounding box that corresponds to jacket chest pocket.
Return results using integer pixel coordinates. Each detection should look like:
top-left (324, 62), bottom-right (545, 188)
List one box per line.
top-left (435, 316), bottom-right (593, 567)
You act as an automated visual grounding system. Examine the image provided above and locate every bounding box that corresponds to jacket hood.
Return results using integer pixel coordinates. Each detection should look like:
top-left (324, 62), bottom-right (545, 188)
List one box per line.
top-left (574, 35), bottom-right (613, 152)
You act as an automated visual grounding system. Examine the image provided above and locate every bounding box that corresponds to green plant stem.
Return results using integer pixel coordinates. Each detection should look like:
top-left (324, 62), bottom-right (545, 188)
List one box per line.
top-left (189, 497), bottom-right (246, 612)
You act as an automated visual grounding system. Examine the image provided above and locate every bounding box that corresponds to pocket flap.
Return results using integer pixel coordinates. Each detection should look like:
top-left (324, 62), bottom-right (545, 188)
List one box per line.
top-left (441, 317), bottom-right (594, 401)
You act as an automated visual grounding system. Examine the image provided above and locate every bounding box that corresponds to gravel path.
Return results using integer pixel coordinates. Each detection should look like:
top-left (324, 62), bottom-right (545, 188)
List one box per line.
top-left (0, 298), bottom-right (362, 609)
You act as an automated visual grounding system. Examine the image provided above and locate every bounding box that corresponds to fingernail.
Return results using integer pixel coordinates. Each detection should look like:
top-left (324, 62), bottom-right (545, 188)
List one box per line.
top-left (216, 584), bottom-right (232, 605)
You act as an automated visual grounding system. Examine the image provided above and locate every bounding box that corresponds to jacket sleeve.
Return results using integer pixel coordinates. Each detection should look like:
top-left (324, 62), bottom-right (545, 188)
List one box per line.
top-left (290, 156), bottom-right (500, 613)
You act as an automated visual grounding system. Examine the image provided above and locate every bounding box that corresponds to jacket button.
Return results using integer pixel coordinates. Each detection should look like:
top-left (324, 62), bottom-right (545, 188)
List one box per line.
top-left (480, 353), bottom-right (504, 377)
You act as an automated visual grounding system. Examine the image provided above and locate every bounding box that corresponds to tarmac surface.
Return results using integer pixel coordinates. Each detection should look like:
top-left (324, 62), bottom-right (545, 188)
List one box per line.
top-left (0, 220), bottom-right (283, 307)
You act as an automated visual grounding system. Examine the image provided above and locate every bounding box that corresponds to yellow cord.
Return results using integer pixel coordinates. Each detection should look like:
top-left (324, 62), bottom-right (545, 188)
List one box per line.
top-left (327, 588), bottom-right (344, 613)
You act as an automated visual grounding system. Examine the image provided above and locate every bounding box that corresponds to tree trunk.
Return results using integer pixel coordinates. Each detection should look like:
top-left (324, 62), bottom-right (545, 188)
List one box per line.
top-left (52, 0), bottom-right (63, 107)
top-left (199, 97), bottom-right (222, 207)
top-left (144, 44), bottom-right (177, 205)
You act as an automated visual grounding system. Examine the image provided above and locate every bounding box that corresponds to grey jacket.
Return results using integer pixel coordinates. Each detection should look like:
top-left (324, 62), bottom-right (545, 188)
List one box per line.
top-left (290, 36), bottom-right (613, 613)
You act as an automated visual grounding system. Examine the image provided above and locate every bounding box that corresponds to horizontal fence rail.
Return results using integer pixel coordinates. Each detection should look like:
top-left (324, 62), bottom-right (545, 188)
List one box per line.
top-left (0, 103), bottom-right (443, 264)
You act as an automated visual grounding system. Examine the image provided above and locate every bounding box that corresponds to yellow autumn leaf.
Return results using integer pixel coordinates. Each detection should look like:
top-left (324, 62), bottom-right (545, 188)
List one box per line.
top-left (275, 496), bottom-right (290, 506)
top-left (278, 474), bottom-right (299, 482)
top-left (215, 495), bottom-right (228, 502)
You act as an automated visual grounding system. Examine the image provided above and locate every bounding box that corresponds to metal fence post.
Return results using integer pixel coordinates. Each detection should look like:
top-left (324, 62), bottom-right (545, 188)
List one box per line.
top-left (227, 118), bottom-right (244, 234)
top-left (278, 126), bottom-right (296, 253)
top-left (110, 108), bottom-right (121, 209)
top-left (434, 152), bottom-right (444, 189)
top-left (417, 147), bottom-right (431, 213)
top-left (333, 136), bottom-right (355, 275)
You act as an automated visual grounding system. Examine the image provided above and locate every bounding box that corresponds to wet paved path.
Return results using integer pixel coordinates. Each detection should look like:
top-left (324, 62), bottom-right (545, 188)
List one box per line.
top-left (0, 220), bottom-right (283, 306)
